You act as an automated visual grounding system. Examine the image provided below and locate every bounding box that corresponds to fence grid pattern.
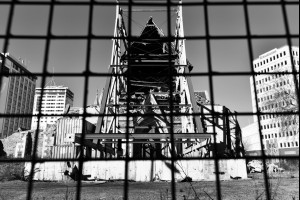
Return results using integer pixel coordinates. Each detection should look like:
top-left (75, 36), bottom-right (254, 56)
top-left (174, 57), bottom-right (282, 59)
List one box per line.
top-left (0, 1), bottom-right (299, 200)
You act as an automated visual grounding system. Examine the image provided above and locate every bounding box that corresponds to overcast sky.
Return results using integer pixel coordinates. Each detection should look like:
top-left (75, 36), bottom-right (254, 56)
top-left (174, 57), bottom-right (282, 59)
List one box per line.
top-left (0, 1), bottom-right (299, 127)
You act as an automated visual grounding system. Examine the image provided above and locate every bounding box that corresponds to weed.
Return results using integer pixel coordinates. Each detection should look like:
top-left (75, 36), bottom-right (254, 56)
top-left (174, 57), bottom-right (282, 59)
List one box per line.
top-left (0, 192), bottom-right (6, 200)
top-left (252, 172), bottom-right (283, 200)
top-left (176, 161), bottom-right (215, 200)
top-left (0, 162), bottom-right (25, 181)
top-left (63, 186), bottom-right (75, 200)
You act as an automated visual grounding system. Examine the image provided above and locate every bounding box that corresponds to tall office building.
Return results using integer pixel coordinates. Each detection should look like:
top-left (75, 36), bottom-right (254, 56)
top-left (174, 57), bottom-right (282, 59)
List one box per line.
top-left (249, 45), bottom-right (299, 156)
top-left (0, 53), bottom-right (37, 138)
top-left (31, 80), bottom-right (74, 130)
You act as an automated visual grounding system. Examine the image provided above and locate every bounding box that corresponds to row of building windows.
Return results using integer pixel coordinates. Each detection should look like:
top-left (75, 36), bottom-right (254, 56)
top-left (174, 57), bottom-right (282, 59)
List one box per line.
top-left (36, 117), bottom-right (60, 120)
top-left (41, 99), bottom-right (65, 102)
top-left (255, 60), bottom-right (289, 73)
top-left (292, 50), bottom-right (299, 56)
top-left (10, 75), bottom-right (35, 89)
top-left (41, 106), bottom-right (64, 108)
top-left (44, 95), bottom-right (65, 98)
top-left (37, 97), bottom-right (65, 101)
top-left (263, 130), bottom-right (298, 139)
top-left (258, 90), bottom-right (293, 103)
top-left (261, 120), bottom-right (298, 130)
top-left (259, 114), bottom-right (298, 121)
top-left (263, 141), bottom-right (298, 150)
top-left (259, 100), bottom-right (293, 111)
top-left (258, 94), bottom-right (272, 103)
top-left (280, 141), bottom-right (298, 148)
top-left (41, 109), bottom-right (64, 112)
top-left (255, 61), bottom-right (299, 76)
top-left (35, 120), bottom-right (56, 123)
top-left (254, 51), bottom-right (287, 68)
top-left (255, 70), bottom-right (291, 86)
top-left (37, 90), bottom-right (67, 93)
top-left (256, 78), bottom-right (290, 94)
top-left (3, 118), bottom-right (31, 132)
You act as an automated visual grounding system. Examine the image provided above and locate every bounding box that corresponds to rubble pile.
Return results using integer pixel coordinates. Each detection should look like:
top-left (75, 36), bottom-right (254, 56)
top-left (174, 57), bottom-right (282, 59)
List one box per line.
top-left (247, 160), bottom-right (284, 173)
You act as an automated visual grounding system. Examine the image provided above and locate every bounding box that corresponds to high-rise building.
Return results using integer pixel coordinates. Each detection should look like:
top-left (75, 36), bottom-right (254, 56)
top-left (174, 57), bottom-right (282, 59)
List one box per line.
top-left (248, 45), bottom-right (299, 156)
top-left (31, 80), bottom-right (74, 130)
top-left (0, 53), bottom-right (37, 138)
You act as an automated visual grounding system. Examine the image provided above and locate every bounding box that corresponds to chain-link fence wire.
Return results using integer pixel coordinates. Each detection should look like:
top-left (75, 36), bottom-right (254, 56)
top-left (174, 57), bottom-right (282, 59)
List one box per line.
top-left (0, 0), bottom-right (299, 200)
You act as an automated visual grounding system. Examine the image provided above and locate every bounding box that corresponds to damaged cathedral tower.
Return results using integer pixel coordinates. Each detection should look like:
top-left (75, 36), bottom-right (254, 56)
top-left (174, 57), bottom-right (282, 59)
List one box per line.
top-left (75, 1), bottom-right (245, 159)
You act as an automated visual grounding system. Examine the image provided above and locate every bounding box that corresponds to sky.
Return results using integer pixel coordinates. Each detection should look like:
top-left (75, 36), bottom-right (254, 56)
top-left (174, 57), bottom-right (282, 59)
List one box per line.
top-left (0, 1), bottom-right (299, 128)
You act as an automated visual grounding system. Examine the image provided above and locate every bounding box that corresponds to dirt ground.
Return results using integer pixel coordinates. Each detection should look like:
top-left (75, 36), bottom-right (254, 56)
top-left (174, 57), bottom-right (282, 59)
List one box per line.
top-left (0, 172), bottom-right (298, 200)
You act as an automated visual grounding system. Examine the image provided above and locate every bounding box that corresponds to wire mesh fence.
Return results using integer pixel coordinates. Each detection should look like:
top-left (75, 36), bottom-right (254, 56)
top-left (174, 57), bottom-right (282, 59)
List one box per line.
top-left (0, 0), bottom-right (299, 200)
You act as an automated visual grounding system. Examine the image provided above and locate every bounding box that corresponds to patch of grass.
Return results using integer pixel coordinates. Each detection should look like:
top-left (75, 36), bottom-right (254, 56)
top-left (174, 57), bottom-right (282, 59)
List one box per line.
top-left (278, 159), bottom-right (299, 172)
top-left (0, 174), bottom-right (298, 200)
top-left (0, 192), bottom-right (6, 200)
top-left (0, 162), bottom-right (25, 181)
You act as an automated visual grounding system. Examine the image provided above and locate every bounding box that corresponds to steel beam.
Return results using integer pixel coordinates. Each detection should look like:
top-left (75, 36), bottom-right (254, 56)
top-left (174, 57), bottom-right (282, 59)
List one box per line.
top-left (74, 136), bottom-right (115, 155)
top-left (75, 133), bottom-right (213, 140)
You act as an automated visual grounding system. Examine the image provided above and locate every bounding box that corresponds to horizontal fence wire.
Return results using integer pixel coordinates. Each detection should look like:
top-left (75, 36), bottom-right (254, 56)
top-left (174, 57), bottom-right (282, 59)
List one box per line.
top-left (0, 0), bottom-right (299, 200)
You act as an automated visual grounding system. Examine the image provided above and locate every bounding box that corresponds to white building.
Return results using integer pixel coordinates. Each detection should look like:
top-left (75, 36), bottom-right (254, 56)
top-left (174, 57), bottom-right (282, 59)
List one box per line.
top-left (241, 123), bottom-right (261, 156)
top-left (31, 80), bottom-right (74, 130)
top-left (248, 45), bottom-right (299, 156)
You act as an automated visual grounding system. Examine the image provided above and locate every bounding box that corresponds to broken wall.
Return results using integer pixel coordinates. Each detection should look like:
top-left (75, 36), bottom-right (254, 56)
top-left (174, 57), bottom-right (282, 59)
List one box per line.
top-left (24, 159), bottom-right (247, 181)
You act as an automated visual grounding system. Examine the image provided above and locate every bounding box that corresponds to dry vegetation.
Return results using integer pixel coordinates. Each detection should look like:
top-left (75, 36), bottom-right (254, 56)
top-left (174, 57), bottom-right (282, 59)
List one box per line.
top-left (0, 162), bottom-right (25, 182)
top-left (0, 171), bottom-right (298, 200)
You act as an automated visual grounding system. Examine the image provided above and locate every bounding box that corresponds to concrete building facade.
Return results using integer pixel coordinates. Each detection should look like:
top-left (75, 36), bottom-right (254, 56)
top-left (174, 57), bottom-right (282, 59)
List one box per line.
top-left (248, 45), bottom-right (299, 156)
top-left (0, 53), bottom-right (37, 138)
top-left (241, 123), bottom-right (261, 156)
top-left (31, 83), bottom-right (74, 130)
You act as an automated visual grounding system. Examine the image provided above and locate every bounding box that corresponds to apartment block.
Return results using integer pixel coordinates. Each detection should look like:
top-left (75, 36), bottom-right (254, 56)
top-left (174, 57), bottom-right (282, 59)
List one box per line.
top-left (0, 53), bottom-right (37, 138)
top-left (249, 45), bottom-right (299, 156)
top-left (31, 83), bottom-right (74, 130)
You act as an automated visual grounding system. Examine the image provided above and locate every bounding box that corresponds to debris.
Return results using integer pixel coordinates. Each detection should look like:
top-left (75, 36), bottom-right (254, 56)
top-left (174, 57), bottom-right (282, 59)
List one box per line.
top-left (153, 173), bottom-right (161, 182)
top-left (181, 176), bottom-right (192, 182)
top-left (247, 160), bottom-right (285, 173)
top-left (247, 160), bottom-right (263, 173)
top-left (230, 176), bottom-right (241, 180)
top-left (267, 163), bottom-right (284, 173)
